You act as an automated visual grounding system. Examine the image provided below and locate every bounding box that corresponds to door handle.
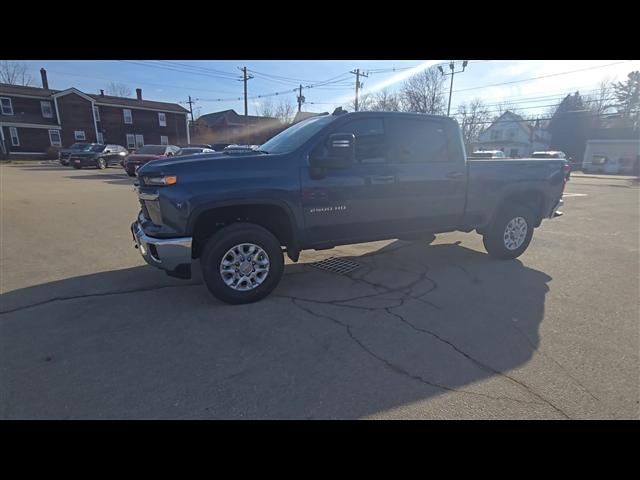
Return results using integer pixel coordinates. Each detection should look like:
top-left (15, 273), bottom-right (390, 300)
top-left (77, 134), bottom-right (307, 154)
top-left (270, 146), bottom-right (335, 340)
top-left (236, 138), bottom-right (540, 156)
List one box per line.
top-left (371, 175), bottom-right (395, 182)
top-left (446, 171), bottom-right (464, 179)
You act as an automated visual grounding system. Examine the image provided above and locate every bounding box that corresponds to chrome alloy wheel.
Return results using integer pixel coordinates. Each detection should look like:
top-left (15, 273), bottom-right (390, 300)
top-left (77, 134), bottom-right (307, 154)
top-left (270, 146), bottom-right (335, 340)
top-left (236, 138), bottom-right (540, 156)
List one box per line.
top-left (503, 216), bottom-right (528, 250)
top-left (219, 243), bottom-right (270, 291)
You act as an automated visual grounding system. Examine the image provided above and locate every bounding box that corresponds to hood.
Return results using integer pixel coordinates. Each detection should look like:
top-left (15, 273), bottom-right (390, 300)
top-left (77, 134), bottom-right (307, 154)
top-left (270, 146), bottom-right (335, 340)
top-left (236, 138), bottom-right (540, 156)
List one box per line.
top-left (138, 151), bottom-right (267, 175)
top-left (126, 154), bottom-right (164, 163)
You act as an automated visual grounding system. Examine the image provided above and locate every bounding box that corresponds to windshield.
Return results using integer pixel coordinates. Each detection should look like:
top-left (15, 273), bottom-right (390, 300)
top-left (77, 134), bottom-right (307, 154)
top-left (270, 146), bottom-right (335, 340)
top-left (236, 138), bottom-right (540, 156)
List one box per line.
top-left (260, 115), bottom-right (335, 154)
top-left (89, 144), bottom-right (105, 152)
top-left (70, 143), bottom-right (90, 150)
top-left (135, 146), bottom-right (166, 155)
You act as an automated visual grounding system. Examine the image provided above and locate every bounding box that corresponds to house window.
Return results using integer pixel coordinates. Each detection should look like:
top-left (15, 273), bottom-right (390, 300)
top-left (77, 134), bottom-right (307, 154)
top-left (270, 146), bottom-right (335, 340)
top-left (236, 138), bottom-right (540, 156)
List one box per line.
top-left (1, 97), bottom-right (13, 115)
top-left (94, 106), bottom-right (100, 122)
top-left (41, 101), bottom-right (53, 118)
top-left (160, 135), bottom-right (168, 145)
top-left (123, 109), bottom-right (133, 124)
top-left (158, 112), bottom-right (167, 127)
top-left (507, 129), bottom-right (516, 139)
top-left (49, 129), bottom-right (62, 146)
top-left (9, 127), bottom-right (19, 146)
top-left (126, 134), bottom-right (136, 148)
top-left (97, 132), bottom-right (104, 143)
top-left (135, 134), bottom-right (144, 148)
top-left (74, 130), bottom-right (86, 141)
top-left (491, 130), bottom-right (502, 140)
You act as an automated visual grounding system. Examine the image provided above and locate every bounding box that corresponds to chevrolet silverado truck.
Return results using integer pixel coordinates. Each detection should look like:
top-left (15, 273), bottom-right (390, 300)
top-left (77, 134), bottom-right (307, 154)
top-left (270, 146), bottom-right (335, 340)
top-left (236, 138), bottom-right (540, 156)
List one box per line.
top-left (131, 109), bottom-right (567, 304)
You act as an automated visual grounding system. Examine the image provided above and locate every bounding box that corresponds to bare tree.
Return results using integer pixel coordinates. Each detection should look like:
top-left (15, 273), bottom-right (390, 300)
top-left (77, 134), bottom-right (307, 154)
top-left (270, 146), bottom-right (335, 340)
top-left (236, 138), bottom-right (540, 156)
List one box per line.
top-left (584, 78), bottom-right (616, 115)
top-left (400, 67), bottom-right (446, 114)
top-left (456, 98), bottom-right (491, 148)
top-left (346, 91), bottom-right (374, 112)
top-left (367, 89), bottom-right (403, 111)
top-left (106, 82), bottom-right (132, 97)
top-left (256, 98), bottom-right (275, 118)
top-left (0, 61), bottom-right (34, 86)
top-left (274, 98), bottom-right (295, 124)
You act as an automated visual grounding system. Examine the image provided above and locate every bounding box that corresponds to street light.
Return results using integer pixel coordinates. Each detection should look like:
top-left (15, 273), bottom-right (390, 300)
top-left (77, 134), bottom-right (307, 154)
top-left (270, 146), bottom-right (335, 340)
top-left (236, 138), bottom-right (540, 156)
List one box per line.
top-left (439, 60), bottom-right (469, 117)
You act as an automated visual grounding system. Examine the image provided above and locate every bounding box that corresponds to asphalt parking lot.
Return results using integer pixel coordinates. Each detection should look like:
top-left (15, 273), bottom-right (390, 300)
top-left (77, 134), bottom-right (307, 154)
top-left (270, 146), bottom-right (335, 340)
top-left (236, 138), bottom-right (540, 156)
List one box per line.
top-left (1, 162), bottom-right (638, 419)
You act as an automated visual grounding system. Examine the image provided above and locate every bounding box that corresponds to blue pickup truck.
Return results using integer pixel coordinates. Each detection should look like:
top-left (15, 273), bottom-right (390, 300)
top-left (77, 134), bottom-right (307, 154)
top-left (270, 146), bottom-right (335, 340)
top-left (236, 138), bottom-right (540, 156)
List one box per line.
top-left (132, 109), bottom-right (567, 304)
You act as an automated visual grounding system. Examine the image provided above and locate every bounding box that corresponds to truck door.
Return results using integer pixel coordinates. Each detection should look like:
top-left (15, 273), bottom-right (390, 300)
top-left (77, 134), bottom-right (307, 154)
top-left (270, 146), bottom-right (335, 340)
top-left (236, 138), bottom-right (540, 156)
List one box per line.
top-left (383, 117), bottom-right (467, 231)
top-left (300, 116), bottom-right (403, 245)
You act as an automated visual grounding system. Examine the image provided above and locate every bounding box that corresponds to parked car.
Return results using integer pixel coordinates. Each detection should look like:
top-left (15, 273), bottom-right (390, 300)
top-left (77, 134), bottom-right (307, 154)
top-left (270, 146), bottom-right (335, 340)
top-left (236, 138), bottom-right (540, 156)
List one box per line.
top-left (131, 110), bottom-right (567, 304)
top-left (469, 150), bottom-right (507, 159)
top-left (175, 147), bottom-right (216, 157)
top-left (211, 143), bottom-right (231, 151)
top-left (222, 144), bottom-right (261, 153)
top-left (531, 152), bottom-right (571, 180)
top-left (182, 144), bottom-right (214, 149)
top-left (123, 145), bottom-right (180, 177)
top-left (69, 144), bottom-right (128, 169)
top-left (59, 142), bottom-right (92, 165)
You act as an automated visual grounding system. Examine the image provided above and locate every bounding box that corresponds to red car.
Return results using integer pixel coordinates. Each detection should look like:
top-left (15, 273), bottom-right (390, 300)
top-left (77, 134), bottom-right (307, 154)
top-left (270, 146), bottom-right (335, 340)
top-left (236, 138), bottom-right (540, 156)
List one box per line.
top-left (123, 144), bottom-right (180, 177)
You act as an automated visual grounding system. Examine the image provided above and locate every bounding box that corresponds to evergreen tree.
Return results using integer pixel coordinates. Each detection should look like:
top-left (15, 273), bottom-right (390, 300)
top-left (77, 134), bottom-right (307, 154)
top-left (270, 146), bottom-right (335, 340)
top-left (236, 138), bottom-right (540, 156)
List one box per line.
top-left (547, 91), bottom-right (595, 160)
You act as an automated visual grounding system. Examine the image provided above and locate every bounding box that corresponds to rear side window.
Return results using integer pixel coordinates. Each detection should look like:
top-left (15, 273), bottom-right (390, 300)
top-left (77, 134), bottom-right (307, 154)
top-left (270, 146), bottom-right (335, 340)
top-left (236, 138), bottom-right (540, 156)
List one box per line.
top-left (333, 118), bottom-right (386, 164)
top-left (385, 118), bottom-right (449, 163)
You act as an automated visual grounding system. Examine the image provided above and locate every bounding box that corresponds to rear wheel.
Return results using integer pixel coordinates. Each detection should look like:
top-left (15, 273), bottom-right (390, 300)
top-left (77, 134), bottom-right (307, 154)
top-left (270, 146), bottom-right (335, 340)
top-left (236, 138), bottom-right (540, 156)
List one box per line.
top-left (482, 204), bottom-right (534, 259)
top-left (200, 223), bottom-right (284, 304)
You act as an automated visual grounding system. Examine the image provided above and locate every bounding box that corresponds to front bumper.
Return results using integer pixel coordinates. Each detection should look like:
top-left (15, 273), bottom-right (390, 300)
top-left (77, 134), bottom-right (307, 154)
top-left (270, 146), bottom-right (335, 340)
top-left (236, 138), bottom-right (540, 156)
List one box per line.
top-left (131, 214), bottom-right (193, 279)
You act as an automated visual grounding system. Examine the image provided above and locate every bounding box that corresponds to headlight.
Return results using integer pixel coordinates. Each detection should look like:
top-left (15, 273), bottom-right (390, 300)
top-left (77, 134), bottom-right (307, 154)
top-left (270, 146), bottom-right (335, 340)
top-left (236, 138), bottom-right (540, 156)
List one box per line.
top-left (142, 175), bottom-right (177, 186)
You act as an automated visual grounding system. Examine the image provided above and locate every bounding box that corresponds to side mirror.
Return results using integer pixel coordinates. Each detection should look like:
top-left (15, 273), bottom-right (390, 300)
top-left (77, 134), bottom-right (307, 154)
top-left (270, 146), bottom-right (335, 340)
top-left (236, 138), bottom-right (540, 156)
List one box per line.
top-left (310, 133), bottom-right (355, 169)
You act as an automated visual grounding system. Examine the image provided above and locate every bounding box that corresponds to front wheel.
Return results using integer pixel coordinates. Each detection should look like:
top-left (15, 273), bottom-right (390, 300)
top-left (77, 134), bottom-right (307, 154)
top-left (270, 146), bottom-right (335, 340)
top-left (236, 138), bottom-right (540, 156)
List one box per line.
top-left (482, 205), bottom-right (534, 259)
top-left (200, 223), bottom-right (284, 304)
top-left (97, 158), bottom-right (106, 169)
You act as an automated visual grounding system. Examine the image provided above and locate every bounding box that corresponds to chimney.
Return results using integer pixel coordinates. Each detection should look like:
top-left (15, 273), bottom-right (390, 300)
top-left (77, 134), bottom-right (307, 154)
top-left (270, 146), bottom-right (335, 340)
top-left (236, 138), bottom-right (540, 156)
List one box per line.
top-left (136, 88), bottom-right (142, 101)
top-left (100, 89), bottom-right (104, 97)
top-left (40, 68), bottom-right (49, 90)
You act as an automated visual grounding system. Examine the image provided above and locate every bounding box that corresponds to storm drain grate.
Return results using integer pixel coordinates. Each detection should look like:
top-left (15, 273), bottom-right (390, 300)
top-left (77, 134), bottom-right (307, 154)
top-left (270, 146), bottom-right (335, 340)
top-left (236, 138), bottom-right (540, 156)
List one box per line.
top-left (310, 257), bottom-right (361, 275)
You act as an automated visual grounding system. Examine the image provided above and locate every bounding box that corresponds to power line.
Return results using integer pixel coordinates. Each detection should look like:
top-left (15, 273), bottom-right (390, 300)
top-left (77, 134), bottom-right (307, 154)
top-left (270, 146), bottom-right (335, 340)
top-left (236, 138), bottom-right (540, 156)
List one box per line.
top-left (450, 61), bottom-right (631, 94)
top-left (118, 60), bottom-right (244, 82)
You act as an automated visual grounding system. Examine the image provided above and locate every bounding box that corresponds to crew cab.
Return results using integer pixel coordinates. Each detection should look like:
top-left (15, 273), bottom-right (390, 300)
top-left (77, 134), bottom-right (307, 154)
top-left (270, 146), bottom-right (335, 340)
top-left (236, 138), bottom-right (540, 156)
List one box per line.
top-left (131, 109), bottom-right (567, 304)
top-left (69, 143), bottom-right (128, 169)
top-left (124, 144), bottom-right (180, 177)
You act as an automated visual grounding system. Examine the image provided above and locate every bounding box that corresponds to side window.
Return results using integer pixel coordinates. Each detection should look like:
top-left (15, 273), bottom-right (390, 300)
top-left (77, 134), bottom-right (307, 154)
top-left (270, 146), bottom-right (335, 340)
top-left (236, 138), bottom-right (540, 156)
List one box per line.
top-left (333, 118), bottom-right (386, 164)
top-left (386, 118), bottom-right (449, 163)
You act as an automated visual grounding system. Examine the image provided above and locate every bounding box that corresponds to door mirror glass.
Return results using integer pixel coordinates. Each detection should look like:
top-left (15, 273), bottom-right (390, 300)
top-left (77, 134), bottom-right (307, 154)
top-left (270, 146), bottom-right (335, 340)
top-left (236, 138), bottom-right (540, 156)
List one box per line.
top-left (310, 133), bottom-right (355, 169)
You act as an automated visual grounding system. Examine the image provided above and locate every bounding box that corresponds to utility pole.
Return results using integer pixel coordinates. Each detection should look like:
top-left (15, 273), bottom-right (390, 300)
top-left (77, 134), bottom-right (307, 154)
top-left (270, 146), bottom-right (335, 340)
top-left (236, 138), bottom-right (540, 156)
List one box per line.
top-left (239, 66), bottom-right (254, 118)
top-left (297, 84), bottom-right (305, 112)
top-left (350, 69), bottom-right (369, 111)
top-left (186, 95), bottom-right (195, 123)
top-left (438, 61), bottom-right (468, 117)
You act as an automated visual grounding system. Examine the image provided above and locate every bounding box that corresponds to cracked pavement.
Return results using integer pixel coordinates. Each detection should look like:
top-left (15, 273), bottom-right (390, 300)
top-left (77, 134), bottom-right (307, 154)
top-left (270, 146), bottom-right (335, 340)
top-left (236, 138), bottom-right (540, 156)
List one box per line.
top-left (1, 164), bottom-right (639, 419)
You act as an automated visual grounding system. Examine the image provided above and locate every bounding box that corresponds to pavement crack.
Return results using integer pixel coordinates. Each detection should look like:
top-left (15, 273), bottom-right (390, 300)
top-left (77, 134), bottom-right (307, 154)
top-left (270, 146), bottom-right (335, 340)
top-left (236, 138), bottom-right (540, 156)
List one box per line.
top-left (384, 305), bottom-right (572, 419)
top-left (0, 282), bottom-right (203, 315)
top-left (290, 298), bottom-right (549, 410)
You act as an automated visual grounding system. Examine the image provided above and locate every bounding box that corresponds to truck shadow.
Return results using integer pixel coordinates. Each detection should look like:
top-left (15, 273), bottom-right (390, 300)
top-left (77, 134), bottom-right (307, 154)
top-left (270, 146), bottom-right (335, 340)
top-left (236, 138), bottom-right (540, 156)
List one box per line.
top-left (0, 241), bottom-right (551, 419)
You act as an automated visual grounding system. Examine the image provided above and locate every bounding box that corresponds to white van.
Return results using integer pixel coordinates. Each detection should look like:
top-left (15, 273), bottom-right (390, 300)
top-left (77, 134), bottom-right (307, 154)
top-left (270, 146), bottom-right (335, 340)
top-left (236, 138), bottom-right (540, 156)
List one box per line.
top-left (582, 140), bottom-right (640, 175)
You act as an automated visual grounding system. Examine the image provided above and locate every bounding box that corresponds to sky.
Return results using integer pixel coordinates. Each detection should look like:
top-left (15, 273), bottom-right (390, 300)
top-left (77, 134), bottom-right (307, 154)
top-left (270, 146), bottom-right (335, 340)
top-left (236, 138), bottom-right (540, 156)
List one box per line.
top-left (16, 60), bottom-right (640, 119)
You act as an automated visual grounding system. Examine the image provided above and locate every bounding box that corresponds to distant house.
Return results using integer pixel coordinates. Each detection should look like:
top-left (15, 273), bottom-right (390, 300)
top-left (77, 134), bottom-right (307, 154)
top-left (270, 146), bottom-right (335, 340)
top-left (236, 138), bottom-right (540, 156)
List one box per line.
top-left (0, 68), bottom-right (189, 158)
top-left (476, 111), bottom-right (550, 157)
top-left (191, 109), bottom-right (284, 146)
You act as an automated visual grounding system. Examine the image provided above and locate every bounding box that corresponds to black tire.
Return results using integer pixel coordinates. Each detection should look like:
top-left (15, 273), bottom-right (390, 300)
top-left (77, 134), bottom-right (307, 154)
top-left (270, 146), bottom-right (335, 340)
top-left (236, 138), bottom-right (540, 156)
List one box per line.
top-left (97, 158), bottom-right (106, 169)
top-left (482, 204), bottom-right (535, 260)
top-left (200, 223), bottom-right (284, 304)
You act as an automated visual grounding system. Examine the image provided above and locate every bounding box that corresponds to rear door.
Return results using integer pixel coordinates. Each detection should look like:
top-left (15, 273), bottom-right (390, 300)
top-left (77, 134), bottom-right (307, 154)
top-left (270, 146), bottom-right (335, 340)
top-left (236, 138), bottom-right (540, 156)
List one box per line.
top-left (383, 117), bottom-right (467, 230)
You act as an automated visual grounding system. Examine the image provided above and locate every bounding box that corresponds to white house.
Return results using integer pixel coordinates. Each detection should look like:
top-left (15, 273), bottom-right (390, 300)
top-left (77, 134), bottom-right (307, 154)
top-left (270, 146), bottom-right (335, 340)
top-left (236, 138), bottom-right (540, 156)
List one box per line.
top-left (476, 111), bottom-right (550, 157)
